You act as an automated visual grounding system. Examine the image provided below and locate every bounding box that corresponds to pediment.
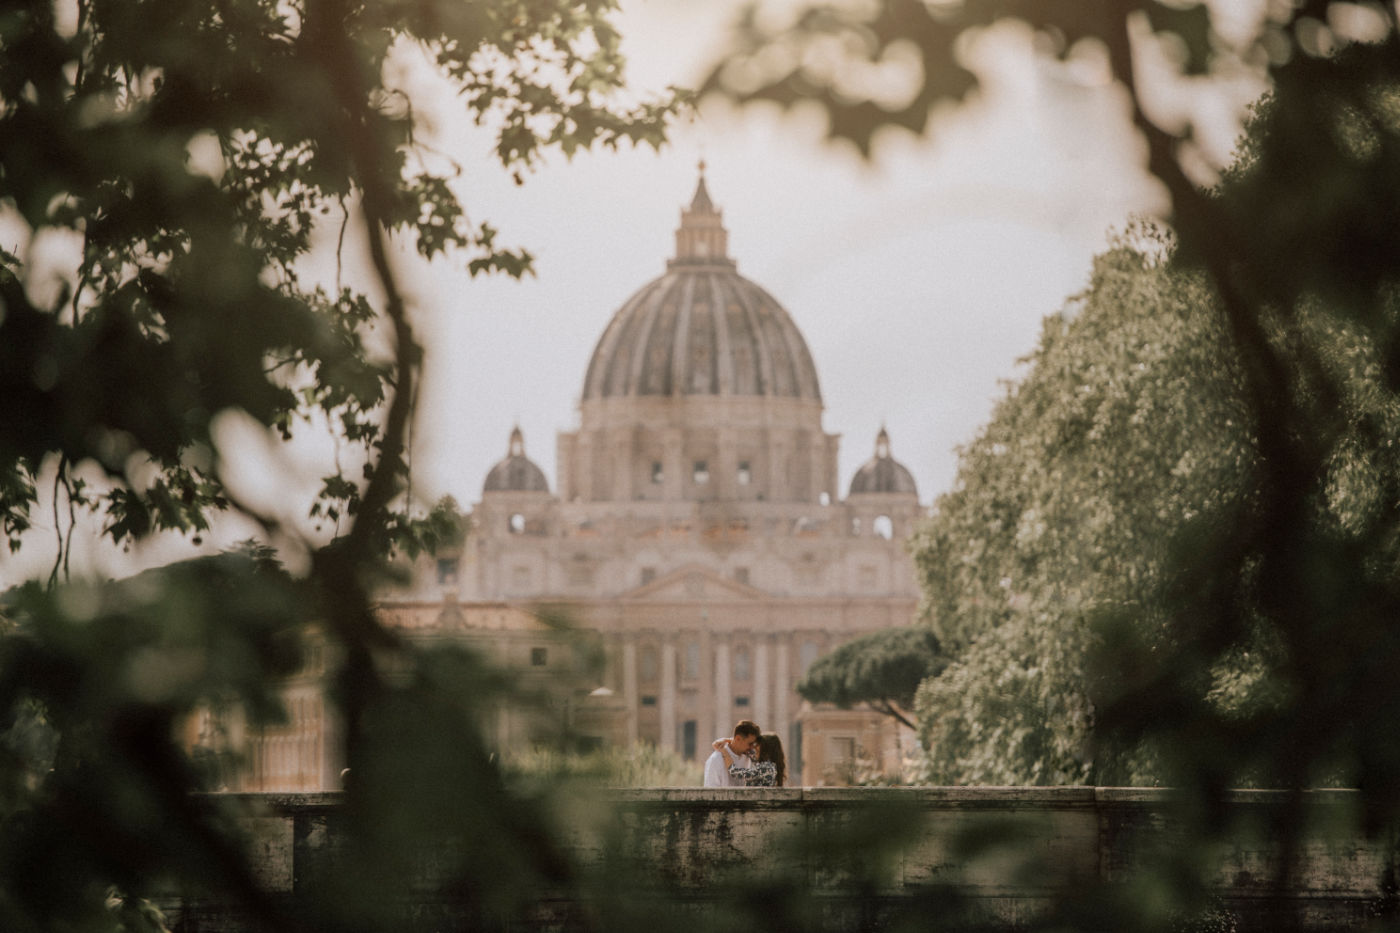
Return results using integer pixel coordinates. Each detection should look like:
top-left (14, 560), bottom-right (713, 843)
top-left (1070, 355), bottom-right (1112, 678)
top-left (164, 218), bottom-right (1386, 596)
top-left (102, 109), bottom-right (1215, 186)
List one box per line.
top-left (621, 564), bottom-right (765, 602)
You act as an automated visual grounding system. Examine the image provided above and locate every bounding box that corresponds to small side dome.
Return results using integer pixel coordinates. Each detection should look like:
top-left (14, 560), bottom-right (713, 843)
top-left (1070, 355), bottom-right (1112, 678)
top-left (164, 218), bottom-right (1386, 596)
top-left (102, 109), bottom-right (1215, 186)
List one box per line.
top-left (483, 427), bottom-right (549, 494)
top-left (848, 427), bottom-right (918, 497)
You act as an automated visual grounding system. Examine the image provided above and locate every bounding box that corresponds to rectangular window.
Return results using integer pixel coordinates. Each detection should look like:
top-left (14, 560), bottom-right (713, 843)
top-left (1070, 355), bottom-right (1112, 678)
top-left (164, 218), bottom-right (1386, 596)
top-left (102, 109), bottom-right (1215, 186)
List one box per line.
top-left (683, 720), bottom-right (697, 760)
top-left (530, 647), bottom-right (548, 667)
top-left (735, 696), bottom-right (750, 707)
top-left (651, 461), bottom-right (664, 484)
top-left (641, 695), bottom-right (657, 707)
top-left (640, 567), bottom-right (656, 585)
top-left (436, 558), bottom-right (458, 586)
top-left (734, 567), bottom-right (750, 585)
top-left (830, 736), bottom-right (856, 763)
top-left (736, 461), bottom-right (751, 485)
top-left (693, 460), bottom-right (709, 484)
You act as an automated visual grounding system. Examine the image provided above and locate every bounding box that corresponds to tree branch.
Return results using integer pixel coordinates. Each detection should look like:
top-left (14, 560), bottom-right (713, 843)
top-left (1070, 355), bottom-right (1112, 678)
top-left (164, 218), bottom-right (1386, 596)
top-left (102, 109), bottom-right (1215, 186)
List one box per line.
top-left (874, 697), bottom-right (918, 732)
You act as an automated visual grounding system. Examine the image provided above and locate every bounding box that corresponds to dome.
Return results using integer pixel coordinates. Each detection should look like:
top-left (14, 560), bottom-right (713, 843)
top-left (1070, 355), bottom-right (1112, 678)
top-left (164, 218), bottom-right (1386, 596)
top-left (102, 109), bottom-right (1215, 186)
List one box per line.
top-left (581, 167), bottom-right (822, 403)
top-left (483, 427), bottom-right (549, 494)
top-left (848, 428), bottom-right (918, 497)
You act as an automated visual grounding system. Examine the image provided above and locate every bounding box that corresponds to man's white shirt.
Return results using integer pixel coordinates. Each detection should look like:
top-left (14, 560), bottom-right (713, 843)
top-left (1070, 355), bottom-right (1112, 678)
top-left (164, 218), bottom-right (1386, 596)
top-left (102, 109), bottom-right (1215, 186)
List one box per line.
top-left (703, 745), bottom-right (755, 787)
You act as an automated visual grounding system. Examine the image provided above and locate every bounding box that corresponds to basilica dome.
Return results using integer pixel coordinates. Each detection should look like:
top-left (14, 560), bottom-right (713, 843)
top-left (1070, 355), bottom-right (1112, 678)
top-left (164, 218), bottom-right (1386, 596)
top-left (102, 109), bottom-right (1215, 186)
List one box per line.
top-left (848, 428), bottom-right (918, 497)
top-left (581, 170), bottom-right (822, 403)
top-left (482, 426), bottom-right (549, 494)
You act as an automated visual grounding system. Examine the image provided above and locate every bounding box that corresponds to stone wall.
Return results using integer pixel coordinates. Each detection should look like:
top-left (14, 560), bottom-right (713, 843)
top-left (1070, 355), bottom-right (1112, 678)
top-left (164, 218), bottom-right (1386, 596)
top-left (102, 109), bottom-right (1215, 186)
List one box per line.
top-left (169, 788), bottom-right (1400, 932)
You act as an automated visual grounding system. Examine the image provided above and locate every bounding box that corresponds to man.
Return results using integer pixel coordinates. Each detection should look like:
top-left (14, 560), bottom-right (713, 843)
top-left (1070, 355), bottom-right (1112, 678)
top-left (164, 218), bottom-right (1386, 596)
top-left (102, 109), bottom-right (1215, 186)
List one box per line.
top-left (703, 720), bottom-right (761, 787)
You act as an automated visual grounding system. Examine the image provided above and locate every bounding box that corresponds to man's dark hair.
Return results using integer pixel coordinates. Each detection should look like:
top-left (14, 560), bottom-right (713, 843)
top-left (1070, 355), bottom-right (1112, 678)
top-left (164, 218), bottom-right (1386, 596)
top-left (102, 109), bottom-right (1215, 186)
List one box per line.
top-left (733, 720), bottom-right (760, 739)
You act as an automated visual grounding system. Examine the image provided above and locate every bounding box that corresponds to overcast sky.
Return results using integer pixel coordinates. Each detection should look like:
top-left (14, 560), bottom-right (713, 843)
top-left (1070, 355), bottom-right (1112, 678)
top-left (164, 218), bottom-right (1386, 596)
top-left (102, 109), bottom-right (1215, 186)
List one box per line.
top-left (398, 1), bottom-right (1175, 514)
top-left (6, 1), bottom-right (1268, 585)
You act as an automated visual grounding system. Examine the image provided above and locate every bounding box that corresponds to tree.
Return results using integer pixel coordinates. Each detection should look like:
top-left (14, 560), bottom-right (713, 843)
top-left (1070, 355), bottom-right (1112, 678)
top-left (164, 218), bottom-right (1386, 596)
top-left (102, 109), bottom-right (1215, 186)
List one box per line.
top-left (904, 231), bottom-right (1256, 785)
top-left (797, 626), bottom-right (946, 730)
top-left (709, 5), bottom-right (1400, 915)
top-left (0, 0), bottom-right (682, 929)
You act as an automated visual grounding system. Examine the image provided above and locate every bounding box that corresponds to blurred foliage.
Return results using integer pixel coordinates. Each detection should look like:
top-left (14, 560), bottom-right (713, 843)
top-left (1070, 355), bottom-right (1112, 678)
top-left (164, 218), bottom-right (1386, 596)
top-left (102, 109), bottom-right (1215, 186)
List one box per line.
top-left (797, 625), bottom-right (947, 730)
top-left (505, 742), bottom-right (699, 788)
top-left (0, 0), bottom-right (680, 564)
top-left (0, 546), bottom-right (312, 931)
top-left (0, 0), bottom-right (683, 929)
top-left (911, 231), bottom-right (1254, 785)
top-left (5, 0), bottom-right (1400, 927)
top-left (708, 0), bottom-right (1400, 923)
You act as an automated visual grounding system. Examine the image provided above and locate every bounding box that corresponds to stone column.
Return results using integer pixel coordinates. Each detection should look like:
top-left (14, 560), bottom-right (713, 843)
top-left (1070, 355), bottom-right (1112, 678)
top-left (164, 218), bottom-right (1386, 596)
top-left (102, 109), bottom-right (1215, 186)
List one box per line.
top-left (592, 429), bottom-right (610, 500)
top-left (810, 432), bottom-right (829, 504)
top-left (611, 427), bottom-right (633, 501)
top-left (577, 433), bottom-right (594, 503)
top-left (770, 437), bottom-right (786, 501)
top-left (754, 638), bottom-right (771, 733)
top-left (775, 639), bottom-right (791, 749)
top-left (660, 640), bottom-right (677, 753)
top-left (556, 431), bottom-right (576, 502)
top-left (823, 432), bottom-right (840, 505)
top-left (623, 639), bottom-right (639, 745)
top-left (664, 427), bottom-right (684, 501)
top-left (716, 426), bottom-right (735, 499)
top-left (699, 628), bottom-right (714, 746)
top-left (713, 638), bottom-right (731, 736)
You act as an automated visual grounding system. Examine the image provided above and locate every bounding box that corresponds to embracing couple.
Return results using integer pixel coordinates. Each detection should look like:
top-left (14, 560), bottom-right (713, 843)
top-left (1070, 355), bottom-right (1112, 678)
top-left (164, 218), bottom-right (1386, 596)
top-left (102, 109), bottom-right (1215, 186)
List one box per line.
top-left (702, 719), bottom-right (787, 787)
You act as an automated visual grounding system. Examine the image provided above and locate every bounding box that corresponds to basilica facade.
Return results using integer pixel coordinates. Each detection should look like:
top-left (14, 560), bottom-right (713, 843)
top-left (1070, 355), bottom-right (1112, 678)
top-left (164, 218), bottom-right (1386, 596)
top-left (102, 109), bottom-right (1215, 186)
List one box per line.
top-left (381, 169), bottom-right (925, 782)
top-left (232, 170), bottom-right (927, 790)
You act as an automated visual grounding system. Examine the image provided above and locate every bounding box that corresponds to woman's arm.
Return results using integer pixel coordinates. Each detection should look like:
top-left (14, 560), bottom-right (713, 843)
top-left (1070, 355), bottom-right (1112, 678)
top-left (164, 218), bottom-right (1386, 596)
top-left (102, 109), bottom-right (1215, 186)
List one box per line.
top-left (713, 738), bottom-right (736, 770)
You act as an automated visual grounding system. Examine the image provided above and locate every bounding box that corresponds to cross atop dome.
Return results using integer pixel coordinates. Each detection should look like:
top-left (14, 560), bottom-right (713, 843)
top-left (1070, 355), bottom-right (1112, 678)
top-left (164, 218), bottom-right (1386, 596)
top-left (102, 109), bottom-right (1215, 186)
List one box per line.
top-left (690, 159), bottom-right (714, 212)
top-left (671, 161), bottom-right (732, 268)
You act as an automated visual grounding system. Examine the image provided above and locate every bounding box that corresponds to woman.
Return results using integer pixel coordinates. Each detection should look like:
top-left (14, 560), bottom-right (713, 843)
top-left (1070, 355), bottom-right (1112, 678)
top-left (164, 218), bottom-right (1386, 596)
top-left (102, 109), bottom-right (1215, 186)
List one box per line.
top-left (713, 732), bottom-right (787, 787)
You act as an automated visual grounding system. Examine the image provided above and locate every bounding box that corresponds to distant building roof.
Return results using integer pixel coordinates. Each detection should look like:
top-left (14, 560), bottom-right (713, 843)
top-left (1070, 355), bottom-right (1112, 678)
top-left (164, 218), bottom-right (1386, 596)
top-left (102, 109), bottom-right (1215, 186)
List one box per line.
top-left (482, 426), bottom-right (549, 494)
top-left (848, 427), bottom-right (918, 497)
top-left (580, 165), bottom-right (823, 403)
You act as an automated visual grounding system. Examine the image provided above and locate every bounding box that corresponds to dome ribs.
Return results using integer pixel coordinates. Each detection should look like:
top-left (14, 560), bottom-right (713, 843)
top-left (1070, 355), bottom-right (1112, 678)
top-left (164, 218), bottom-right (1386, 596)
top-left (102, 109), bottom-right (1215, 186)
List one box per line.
top-left (686, 275), bottom-right (719, 394)
top-left (711, 275), bottom-right (738, 397)
top-left (581, 180), bottom-right (822, 404)
top-left (647, 273), bottom-right (689, 395)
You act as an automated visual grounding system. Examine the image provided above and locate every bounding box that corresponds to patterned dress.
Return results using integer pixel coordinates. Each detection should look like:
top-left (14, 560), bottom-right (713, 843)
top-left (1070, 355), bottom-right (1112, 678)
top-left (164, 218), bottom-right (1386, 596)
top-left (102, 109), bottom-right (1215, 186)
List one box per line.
top-left (730, 760), bottom-right (778, 787)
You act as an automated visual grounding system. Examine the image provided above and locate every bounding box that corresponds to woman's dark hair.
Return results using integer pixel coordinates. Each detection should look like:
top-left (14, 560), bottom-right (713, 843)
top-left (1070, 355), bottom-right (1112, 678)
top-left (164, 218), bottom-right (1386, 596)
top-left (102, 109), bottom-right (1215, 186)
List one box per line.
top-left (757, 733), bottom-right (786, 787)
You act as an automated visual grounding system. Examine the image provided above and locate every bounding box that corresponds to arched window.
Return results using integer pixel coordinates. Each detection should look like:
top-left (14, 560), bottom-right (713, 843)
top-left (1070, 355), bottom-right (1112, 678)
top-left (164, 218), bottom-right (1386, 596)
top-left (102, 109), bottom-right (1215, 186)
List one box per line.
top-left (509, 513), bottom-right (525, 534)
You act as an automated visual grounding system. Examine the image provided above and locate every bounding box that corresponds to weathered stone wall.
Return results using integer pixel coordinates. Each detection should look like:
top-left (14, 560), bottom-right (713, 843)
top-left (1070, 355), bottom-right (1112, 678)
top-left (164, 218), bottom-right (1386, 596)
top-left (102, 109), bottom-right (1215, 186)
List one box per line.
top-left (169, 788), bottom-right (1400, 932)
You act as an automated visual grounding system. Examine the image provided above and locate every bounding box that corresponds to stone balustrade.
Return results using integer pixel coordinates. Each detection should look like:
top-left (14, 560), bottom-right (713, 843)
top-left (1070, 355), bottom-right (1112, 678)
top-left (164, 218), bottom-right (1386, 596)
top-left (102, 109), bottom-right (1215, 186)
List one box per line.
top-left (167, 787), bottom-right (1400, 932)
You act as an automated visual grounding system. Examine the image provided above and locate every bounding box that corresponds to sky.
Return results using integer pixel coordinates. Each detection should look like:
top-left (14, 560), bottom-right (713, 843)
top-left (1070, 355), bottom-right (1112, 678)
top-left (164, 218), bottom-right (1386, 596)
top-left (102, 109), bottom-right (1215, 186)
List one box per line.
top-left (397, 2), bottom-right (1182, 516)
top-left (4, 0), bottom-right (1268, 585)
